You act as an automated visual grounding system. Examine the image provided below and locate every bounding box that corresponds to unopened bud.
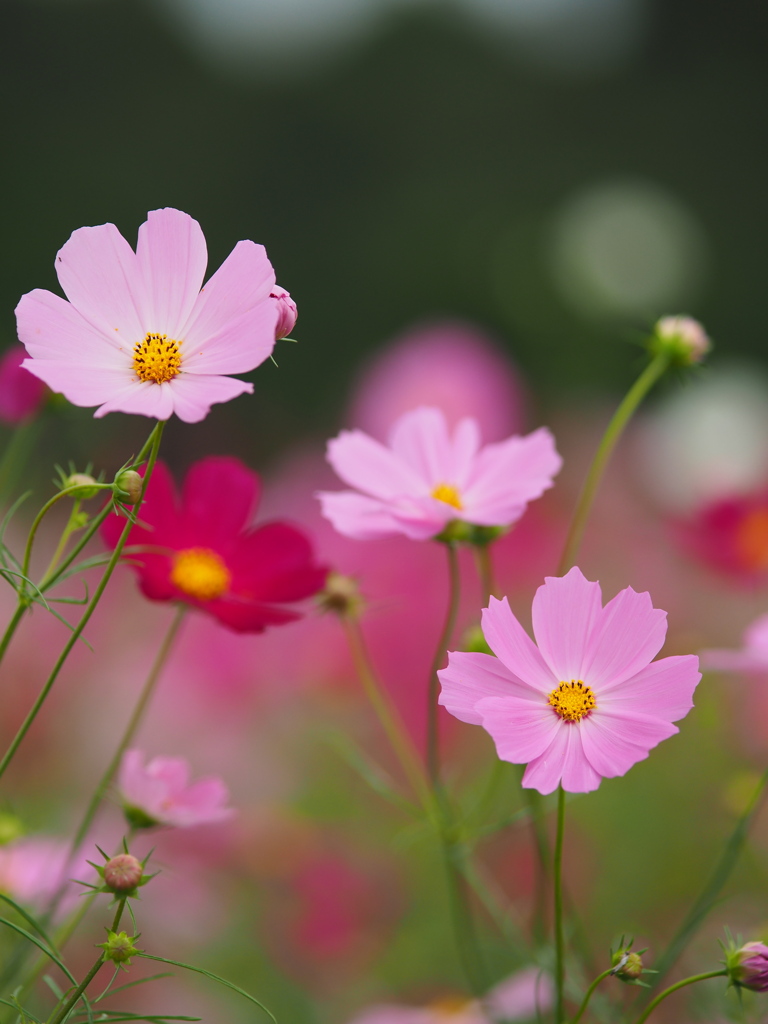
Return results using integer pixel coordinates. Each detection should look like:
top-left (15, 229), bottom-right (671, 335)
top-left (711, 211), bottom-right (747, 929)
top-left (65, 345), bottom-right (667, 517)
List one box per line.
top-left (318, 571), bottom-right (361, 617)
top-left (612, 950), bottom-right (644, 981)
top-left (649, 315), bottom-right (711, 366)
top-left (65, 473), bottom-right (101, 500)
top-left (115, 470), bottom-right (143, 505)
top-left (725, 940), bottom-right (768, 991)
top-left (271, 286), bottom-right (298, 340)
top-left (103, 853), bottom-right (143, 893)
top-left (100, 930), bottom-right (141, 966)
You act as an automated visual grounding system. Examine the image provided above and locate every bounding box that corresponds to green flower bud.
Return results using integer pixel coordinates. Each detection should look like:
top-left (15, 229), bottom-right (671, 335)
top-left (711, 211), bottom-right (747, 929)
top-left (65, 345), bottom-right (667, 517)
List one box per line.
top-left (317, 571), bottom-right (361, 617)
top-left (100, 930), bottom-right (141, 966)
top-left (64, 473), bottom-right (101, 500)
top-left (115, 470), bottom-right (143, 505)
top-left (648, 315), bottom-right (711, 367)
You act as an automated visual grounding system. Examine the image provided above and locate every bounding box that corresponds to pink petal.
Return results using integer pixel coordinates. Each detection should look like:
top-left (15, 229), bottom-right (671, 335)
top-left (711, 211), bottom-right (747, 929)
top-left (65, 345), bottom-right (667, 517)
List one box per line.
top-left (531, 568), bottom-right (602, 682)
top-left (164, 373), bottom-right (254, 423)
top-left (21, 360), bottom-right (132, 408)
top-left (136, 208), bottom-right (208, 337)
top-left (55, 221), bottom-right (148, 339)
top-left (327, 430), bottom-right (424, 499)
top-left (522, 725), bottom-right (602, 794)
top-left (181, 299), bottom-right (278, 376)
top-left (170, 777), bottom-right (234, 825)
top-left (17, 289), bottom-right (127, 363)
top-left (207, 597), bottom-right (302, 633)
top-left (178, 456), bottom-right (258, 550)
top-left (388, 407), bottom-right (458, 486)
top-left (94, 379), bottom-right (176, 420)
top-left (581, 587), bottom-right (668, 689)
top-left (231, 522), bottom-right (326, 601)
top-left (476, 695), bottom-right (561, 762)
top-left (147, 755), bottom-right (191, 791)
top-left (462, 428), bottom-right (562, 525)
top-left (485, 967), bottom-right (554, 1021)
top-left (579, 709), bottom-right (678, 778)
top-left (316, 490), bottom-right (409, 540)
top-left (181, 239), bottom-right (275, 349)
top-left (599, 655), bottom-right (700, 719)
top-left (438, 651), bottom-right (542, 725)
top-left (481, 597), bottom-right (555, 692)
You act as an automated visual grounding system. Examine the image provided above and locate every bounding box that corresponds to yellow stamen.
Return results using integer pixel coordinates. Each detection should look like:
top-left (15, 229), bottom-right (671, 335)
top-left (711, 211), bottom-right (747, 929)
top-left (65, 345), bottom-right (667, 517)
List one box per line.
top-left (548, 680), bottom-right (596, 722)
top-left (133, 333), bottom-right (182, 384)
top-left (427, 996), bottom-right (475, 1018)
top-left (431, 482), bottom-right (463, 510)
top-left (170, 548), bottom-right (231, 601)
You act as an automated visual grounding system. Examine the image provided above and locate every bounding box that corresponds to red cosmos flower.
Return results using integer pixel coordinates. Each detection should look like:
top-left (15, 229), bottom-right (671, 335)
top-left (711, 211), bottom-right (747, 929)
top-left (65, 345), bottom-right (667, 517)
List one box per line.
top-left (102, 456), bottom-right (327, 632)
top-left (676, 488), bottom-right (768, 585)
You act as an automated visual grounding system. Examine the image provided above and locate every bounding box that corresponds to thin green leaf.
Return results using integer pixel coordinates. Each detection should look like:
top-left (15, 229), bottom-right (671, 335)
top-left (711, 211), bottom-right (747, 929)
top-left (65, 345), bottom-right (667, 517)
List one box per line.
top-left (0, 916), bottom-right (77, 986)
top-left (92, 974), bottom-right (173, 1003)
top-left (0, 893), bottom-right (60, 953)
top-left (325, 732), bottom-right (420, 817)
top-left (43, 974), bottom-right (66, 1001)
top-left (73, 1015), bottom-right (199, 1023)
top-left (0, 996), bottom-right (42, 1023)
top-left (136, 954), bottom-right (276, 1024)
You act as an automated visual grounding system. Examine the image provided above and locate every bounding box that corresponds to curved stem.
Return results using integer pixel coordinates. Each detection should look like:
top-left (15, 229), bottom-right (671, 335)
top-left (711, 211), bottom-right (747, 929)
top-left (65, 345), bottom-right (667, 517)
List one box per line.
top-left (473, 544), bottom-right (495, 604)
top-left (342, 616), bottom-right (435, 817)
top-left (525, 786), bottom-right (550, 946)
top-left (554, 785), bottom-right (566, 1023)
top-left (557, 352), bottom-right (670, 575)
top-left (630, 970), bottom-right (727, 1024)
top-left (427, 542), bottom-right (461, 787)
top-left (39, 500), bottom-right (114, 592)
top-left (0, 421), bottom-right (165, 784)
top-left (569, 968), bottom-right (612, 1024)
top-left (0, 604), bottom-right (27, 668)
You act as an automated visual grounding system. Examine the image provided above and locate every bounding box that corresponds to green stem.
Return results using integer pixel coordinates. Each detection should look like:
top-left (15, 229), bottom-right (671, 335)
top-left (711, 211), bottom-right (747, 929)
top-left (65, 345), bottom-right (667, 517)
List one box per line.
top-left (342, 615), bottom-right (435, 817)
top-left (439, 820), bottom-right (489, 996)
top-left (557, 351), bottom-right (670, 575)
top-left (70, 603), bottom-right (187, 855)
top-left (39, 500), bottom-right (115, 592)
top-left (0, 421), bottom-right (165, 784)
top-left (0, 603), bottom-right (27, 668)
top-left (473, 544), bottom-right (495, 604)
top-left (630, 970), bottom-right (727, 1024)
top-left (40, 498), bottom-right (86, 584)
top-left (525, 786), bottom-right (550, 946)
top-left (648, 765), bottom-right (768, 992)
top-left (554, 785), bottom-right (566, 1024)
top-left (427, 542), bottom-right (461, 787)
top-left (47, 900), bottom-right (126, 1024)
top-left (569, 968), bottom-right (612, 1024)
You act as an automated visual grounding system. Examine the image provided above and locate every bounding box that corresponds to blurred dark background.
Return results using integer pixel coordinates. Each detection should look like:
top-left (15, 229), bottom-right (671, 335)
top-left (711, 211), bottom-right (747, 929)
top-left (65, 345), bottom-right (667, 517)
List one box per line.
top-left (2, 0), bottom-right (767, 471)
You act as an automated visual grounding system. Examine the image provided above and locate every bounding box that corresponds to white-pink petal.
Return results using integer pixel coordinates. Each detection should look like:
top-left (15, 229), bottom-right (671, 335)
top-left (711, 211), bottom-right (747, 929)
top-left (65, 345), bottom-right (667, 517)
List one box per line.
top-left (327, 430), bottom-right (425, 499)
top-left (94, 380), bottom-right (176, 421)
top-left (579, 710), bottom-right (678, 778)
top-left (531, 568), bottom-right (603, 682)
top-left (16, 290), bottom-right (126, 364)
top-left (388, 406), bottom-right (460, 486)
top-left (23, 361), bottom-right (132, 407)
top-left (164, 373), bottom-right (254, 424)
top-left (181, 300), bottom-right (278, 376)
top-left (599, 655), bottom-right (700, 718)
top-left (438, 650), bottom-right (542, 724)
top-left (581, 586), bottom-right (668, 689)
top-left (136, 208), bottom-right (208, 337)
top-left (481, 597), bottom-right (555, 692)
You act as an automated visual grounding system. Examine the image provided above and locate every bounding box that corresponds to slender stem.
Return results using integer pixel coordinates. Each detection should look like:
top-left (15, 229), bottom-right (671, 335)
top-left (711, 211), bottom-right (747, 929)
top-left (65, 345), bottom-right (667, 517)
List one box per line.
top-left (40, 498), bottom-right (85, 584)
top-left (440, 828), bottom-right (489, 997)
top-left (554, 785), bottom-right (566, 1024)
top-left (47, 900), bottom-right (126, 1024)
top-left (525, 786), bottom-right (550, 946)
top-left (473, 544), bottom-right (495, 604)
top-left (0, 603), bottom-right (27, 668)
top-left (21, 485), bottom-right (101, 581)
top-left (648, 765), bottom-right (768, 992)
top-left (39, 500), bottom-right (114, 592)
top-left (342, 616), bottom-right (435, 816)
top-left (630, 970), bottom-right (727, 1024)
top-left (427, 542), bottom-right (461, 787)
top-left (70, 604), bottom-right (187, 855)
top-left (0, 421), bottom-right (165, 783)
top-left (569, 968), bottom-right (612, 1024)
top-left (557, 352), bottom-right (670, 575)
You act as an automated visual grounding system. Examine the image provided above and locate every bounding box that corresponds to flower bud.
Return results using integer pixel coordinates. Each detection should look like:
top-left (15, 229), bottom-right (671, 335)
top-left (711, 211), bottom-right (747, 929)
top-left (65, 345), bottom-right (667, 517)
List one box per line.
top-left (317, 571), bottom-right (361, 618)
top-left (270, 286), bottom-right (298, 340)
top-left (103, 853), bottom-right (143, 893)
top-left (64, 473), bottom-right (101, 500)
top-left (115, 470), bottom-right (143, 505)
top-left (611, 950), bottom-right (644, 981)
top-left (649, 315), bottom-right (711, 366)
top-left (725, 940), bottom-right (768, 991)
top-left (100, 930), bottom-right (141, 966)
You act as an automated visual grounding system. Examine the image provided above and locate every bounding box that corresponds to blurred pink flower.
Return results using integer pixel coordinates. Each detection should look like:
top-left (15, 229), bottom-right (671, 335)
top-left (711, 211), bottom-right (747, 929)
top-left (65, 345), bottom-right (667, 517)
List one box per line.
top-left (675, 489), bottom-right (768, 585)
top-left (347, 321), bottom-right (527, 442)
top-left (439, 567), bottom-right (701, 794)
top-left (102, 456), bottom-right (327, 633)
top-left (16, 208), bottom-right (279, 422)
top-left (318, 406), bottom-right (561, 541)
top-left (271, 286), bottom-right (297, 339)
top-left (289, 854), bottom-right (380, 959)
top-left (346, 967), bottom-right (552, 1024)
top-left (0, 344), bottom-right (47, 424)
top-left (701, 613), bottom-right (768, 674)
top-left (0, 837), bottom-right (91, 913)
top-left (118, 749), bottom-right (235, 828)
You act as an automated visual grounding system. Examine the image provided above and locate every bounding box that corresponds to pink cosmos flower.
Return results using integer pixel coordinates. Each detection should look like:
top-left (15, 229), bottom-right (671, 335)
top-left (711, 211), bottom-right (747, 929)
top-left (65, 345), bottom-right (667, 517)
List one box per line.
top-left (101, 456), bottom-right (327, 633)
top-left (727, 941), bottom-right (768, 991)
top-left (317, 406), bottom-right (561, 541)
top-left (118, 749), bottom-right (234, 828)
top-left (0, 344), bottom-right (48, 424)
top-left (438, 567), bottom-right (701, 794)
top-left (701, 613), bottom-right (768, 674)
top-left (15, 208), bottom-right (280, 423)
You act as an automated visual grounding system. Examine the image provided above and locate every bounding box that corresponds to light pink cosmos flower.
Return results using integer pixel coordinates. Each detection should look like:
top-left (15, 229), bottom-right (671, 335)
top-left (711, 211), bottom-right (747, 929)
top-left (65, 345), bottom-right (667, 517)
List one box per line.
top-left (317, 406), bottom-right (561, 541)
top-left (701, 613), bottom-right (768, 674)
top-left (118, 750), bottom-right (235, 828)
top-left (438, 567), bottom-right (701, 794)
top-left (15, 208), bottom-right (279, 423)
top-left (346, 967), bottom-right (552, 1024)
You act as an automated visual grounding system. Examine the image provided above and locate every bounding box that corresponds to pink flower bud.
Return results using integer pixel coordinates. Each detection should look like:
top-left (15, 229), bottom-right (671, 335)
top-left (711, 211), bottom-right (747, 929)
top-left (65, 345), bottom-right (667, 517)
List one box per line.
top-left (0, 344), bottom-right (47, 424)
top-left (653, 315), bottom-right (711, 365)
top-left (728, 940), bottom-right (768, 991)
top-left (103, 853), bottom-right (143, 892)
top-left (270, 286), bottom-right (297, 339)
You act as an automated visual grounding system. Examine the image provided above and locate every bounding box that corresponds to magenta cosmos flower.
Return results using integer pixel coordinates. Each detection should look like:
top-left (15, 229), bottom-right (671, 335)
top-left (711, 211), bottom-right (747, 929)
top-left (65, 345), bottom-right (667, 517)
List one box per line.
top-left (15, 208), bottom-right (284, 423)
top-left (317, 406), bottom-right (561, 541)
top-left (118, 750), bottom-right (233, 829)
top-left (0, 344), bottom-right (48, 424)
top-left (438, 567), bottom-right (701, 794)
top-left (102, 456), bottom-right (327, 633)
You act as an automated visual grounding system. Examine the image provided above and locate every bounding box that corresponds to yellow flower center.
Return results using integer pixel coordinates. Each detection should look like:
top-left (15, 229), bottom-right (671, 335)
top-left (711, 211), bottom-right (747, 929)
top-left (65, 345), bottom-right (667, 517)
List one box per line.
top-left (431, 483), bottom-right (463, 510)
top-left (427, 996), bottom-right (476, 1019)
top-left (548, 680), bottom-right (596, 722)
top-left (133, 333), bottom-right (182, 384)
top-left (170, 547), bottom-right (231, 601)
